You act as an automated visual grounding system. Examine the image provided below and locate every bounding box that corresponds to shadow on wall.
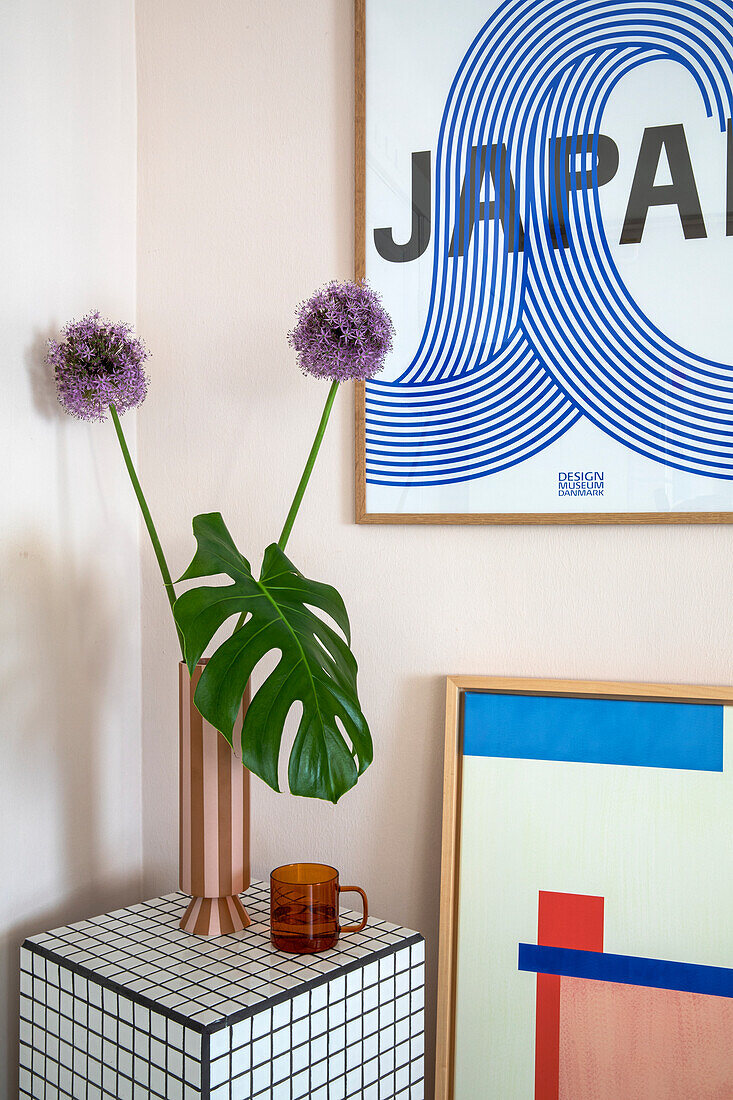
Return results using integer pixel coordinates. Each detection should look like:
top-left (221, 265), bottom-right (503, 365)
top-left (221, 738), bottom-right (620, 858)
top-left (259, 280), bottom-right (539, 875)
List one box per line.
top-left (0, 329), bottom-right (140, 1097)
top-left (0, 532), bottom-right (137, 1098)
top-left (26, 324), bottom-right (63, 421)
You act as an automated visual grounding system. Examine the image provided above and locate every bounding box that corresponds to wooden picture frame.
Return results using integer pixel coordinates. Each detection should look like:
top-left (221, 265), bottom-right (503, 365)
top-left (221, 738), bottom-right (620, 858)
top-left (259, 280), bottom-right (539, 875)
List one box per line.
top-left (354, 0), bottom-right (733, 525)
top-left (436, 675), bottom-right (733, 1098)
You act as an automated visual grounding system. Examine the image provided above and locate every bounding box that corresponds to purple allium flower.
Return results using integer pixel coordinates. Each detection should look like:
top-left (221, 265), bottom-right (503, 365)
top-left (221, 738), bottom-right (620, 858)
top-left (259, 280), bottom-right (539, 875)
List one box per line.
top-left (48, 311), bottom-right (149, 421)
top-left (288, 280), bottom-right (394, 382)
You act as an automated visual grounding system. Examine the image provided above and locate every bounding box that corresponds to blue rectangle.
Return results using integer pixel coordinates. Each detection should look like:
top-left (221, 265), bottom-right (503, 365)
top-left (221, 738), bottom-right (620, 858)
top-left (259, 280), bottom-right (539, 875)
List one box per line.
top-left (463, 692), bottom-right (723, 771)
top-left (518, 943), bottom-right (733, 998)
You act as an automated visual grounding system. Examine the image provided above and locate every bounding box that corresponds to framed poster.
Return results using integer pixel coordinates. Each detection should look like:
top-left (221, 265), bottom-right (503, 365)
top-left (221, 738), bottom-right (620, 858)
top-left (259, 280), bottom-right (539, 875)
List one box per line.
top-left (355, 0), bottom-right (733, 523)
top-left (436, 676), bottom-right (733, 1098)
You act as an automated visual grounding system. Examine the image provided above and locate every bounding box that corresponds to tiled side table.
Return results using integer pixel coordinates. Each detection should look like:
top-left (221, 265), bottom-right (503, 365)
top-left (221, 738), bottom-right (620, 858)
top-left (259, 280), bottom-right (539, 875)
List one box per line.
top-left (19, 882), bottom-right (425, 1100)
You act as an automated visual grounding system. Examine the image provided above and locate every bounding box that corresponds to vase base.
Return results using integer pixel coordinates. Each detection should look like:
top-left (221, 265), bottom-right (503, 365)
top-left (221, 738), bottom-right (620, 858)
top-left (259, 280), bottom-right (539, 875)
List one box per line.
top-left (179, 894), bottom-right (251, 936)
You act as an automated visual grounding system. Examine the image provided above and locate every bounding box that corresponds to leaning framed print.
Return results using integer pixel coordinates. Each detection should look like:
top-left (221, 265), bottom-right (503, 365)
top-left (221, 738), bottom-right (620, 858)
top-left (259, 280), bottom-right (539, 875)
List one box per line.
top-left (354, 0), bottom-right (733, 524)
top-left (436, 676), bottom-right (733, 1098)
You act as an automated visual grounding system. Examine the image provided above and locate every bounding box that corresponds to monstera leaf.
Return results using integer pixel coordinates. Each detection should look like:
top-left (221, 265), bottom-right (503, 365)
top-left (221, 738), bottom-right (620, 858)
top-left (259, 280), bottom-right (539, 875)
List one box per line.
top-left (173, 512), bottom-right (372, 803)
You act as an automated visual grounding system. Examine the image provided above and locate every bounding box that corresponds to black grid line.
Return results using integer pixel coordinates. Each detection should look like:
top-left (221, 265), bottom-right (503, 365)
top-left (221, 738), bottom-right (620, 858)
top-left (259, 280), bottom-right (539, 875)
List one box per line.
top-left (23, 883), bottom-right (421, 1033)
top-left (20, 885), bottom-right (425, 1100)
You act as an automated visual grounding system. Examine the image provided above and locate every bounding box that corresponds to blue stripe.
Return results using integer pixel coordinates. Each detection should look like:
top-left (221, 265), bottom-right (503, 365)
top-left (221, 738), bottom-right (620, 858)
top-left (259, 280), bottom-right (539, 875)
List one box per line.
top-left (462, 692), bottom-right (724, 770)
top-left (518, 943), bottom-right (733, 997)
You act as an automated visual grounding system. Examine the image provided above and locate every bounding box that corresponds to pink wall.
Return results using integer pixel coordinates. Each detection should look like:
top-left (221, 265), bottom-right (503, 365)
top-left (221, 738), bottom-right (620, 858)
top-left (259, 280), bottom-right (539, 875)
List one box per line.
top-left (135, 4), bottom-right (733, 1094)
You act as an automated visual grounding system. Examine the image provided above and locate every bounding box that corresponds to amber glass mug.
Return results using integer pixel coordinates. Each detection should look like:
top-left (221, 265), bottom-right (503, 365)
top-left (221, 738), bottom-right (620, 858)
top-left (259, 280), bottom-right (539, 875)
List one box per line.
top-left (270, 863), bottom-right (368, 952)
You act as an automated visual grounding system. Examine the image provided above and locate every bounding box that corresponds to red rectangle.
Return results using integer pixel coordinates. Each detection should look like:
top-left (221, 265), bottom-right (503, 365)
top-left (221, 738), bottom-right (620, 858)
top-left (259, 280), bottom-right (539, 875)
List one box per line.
top-left (535, 892), bottom-right (605, 1100)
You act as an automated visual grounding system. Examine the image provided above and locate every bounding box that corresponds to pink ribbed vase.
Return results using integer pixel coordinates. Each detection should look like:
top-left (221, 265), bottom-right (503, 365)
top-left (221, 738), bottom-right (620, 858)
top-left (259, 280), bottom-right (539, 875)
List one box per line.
top-left (179, 661), bottom-right (251, 936)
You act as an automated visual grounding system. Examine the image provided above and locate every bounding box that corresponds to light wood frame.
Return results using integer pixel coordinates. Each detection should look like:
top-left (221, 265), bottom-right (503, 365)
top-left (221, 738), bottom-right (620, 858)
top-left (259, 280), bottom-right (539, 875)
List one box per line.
top-left (435, 674), bottom-right (733, 1099)
top-left (353, 0), bottom-right (733, 525)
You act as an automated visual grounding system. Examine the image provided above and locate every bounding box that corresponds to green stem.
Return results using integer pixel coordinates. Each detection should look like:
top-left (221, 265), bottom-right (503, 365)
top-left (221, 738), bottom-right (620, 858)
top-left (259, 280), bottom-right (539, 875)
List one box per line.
top-left (278, 379), bottom-right (340, 553)
top-left (109, 403), bottom-right (185, 658)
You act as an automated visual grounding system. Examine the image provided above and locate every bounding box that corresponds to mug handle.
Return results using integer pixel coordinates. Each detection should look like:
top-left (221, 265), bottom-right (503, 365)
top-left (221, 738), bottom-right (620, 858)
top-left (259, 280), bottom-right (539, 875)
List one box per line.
top-left (338, 885), bottom-right (368, 934)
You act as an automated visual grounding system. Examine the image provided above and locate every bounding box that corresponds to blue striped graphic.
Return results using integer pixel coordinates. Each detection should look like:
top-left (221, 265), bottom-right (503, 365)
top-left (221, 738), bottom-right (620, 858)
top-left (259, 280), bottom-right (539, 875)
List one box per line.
top-left (518, 943), bottom-right (733, 997)
top-left (366, 0), bottom-right (733, 487)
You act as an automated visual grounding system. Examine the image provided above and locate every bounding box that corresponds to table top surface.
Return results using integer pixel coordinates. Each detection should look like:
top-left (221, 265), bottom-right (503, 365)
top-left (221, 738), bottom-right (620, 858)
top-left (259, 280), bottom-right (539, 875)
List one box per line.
top-left (23, 882), bottom-right (422, 1031)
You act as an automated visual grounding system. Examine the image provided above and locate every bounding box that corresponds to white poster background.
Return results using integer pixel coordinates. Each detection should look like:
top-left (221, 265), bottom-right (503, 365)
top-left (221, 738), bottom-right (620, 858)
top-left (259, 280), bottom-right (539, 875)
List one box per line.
top-left (364, 0), bottom-right (733, 515)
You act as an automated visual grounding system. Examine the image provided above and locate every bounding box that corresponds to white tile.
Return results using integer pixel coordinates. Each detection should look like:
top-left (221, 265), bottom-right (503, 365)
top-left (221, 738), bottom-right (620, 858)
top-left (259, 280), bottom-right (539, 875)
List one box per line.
top-left (311, 1033), bottom-right (327, 1062)
top-left (379, 1047), bottom-right (395, 1074)
top-left (396, 1063), bottom-right (410, 1090)
top-left (252, 1034), bottom-right (270, 1065)
top-left (269, 999), bottom-right (289, 1030)
top-left (395, 947), bottom-right (410, 972)
top-left (292, 1040), bottom-right (309, 1073)
top-left (231, 1042), bottom-right (251, 1075)
top-left (150, 1037), bottom-right (167, 1068)
top-left (252, 1007), bottom-right (272, 1038)
top-left (379, 977), bottom-right (395, 1003)
top-left (252, 1060), bottom-right (271, 1091)
top-left (311, 1007), bottom-right (327, 1036)
top-left (291, 1069), bottom-right (309, 1099)
top-left (364, 1054), bottom-right (379, 1086)
top-left (133, 1055), bottom-right (149, 1085)
top-left (291, 1017), bottom-right (308, 1046)
top-left (150, 1066), bottom-right (167, 1094)
top-left (347, 1067), bottom-right (363, 1095)
top-left (363, 961), bottom-right (378, 987)
top-left (191, 1008), bottom-right (219, 1026)
top-left (327, 976), bottom-right (345, 1002)
top-left (231, 1016), bottom-right (252, 1048)
top-left (379, 1024), bottom-right (395, 1052)
top-left (312, 1057), bottom-right (328, 1088)
top-left (363, 1008), bottom-right (379, 1037)
top-left (347, 1018), bottom-right (363, 1045)
top-left (210, 1053), bottom-right (231, 1087)
top-left (379, 954), bottom-right (395, 979)
top-left (410, 1010), bottom-right (424, 1037)
top-left (73, 1022), bottom-right (88, 1051)
top-left (396, 1017), bottom-right (410, 1046)
top-left (347, 1040), bottom-right (365, 1070)
top-left (346, 970), bottom-right (362, 994)
top-left (209, 1027), bottom-right (229, 1060)
top-left (396, 1037), bottom-right (410, 1067)
top-left (150, 1011), bottom-right (166, 1039)
top-left (271, 1051), bottom-right (290, 1084)
top-left (410, 941), bottom-right (425, 965)
top-left (184, 1055), bottom-right (201, 1086)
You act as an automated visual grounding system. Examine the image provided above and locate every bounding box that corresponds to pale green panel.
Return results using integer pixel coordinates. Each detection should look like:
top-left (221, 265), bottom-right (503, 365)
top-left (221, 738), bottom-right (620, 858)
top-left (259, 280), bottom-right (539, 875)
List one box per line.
top-left (452, 706), bottom-right (733, 1098)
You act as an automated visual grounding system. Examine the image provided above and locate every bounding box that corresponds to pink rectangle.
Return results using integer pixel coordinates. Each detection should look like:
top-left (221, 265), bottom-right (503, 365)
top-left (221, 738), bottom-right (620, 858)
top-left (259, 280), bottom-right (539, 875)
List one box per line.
top-left (559, 976), bottom-right (733, 1099)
